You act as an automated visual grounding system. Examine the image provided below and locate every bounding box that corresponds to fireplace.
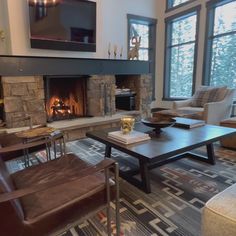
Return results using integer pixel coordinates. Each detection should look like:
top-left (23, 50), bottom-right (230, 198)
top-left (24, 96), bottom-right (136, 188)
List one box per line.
top-left (1, 74), bottom-right (151, 128)
top-left (44, 76), bottom-right (88, 122)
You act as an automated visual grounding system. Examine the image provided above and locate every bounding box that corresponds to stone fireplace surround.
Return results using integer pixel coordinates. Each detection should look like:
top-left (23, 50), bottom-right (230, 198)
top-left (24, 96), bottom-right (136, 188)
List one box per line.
top-left (0, 56), bottom-right (152, 140)
top-left (1, 74), bottom-right (151, 129)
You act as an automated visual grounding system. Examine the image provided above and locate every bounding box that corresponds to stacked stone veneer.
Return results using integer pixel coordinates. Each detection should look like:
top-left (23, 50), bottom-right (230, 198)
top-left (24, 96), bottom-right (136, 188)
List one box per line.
top-left (118, 74), bottom-right (152, 118)
top-left (87, 74), bottom-right (152, 118)
top-left (1, 74), bottom-right (152, 128)
top-left (2, 76), bottom-right (47, 128)
top-left (87, 75), bottom-right (116, 116)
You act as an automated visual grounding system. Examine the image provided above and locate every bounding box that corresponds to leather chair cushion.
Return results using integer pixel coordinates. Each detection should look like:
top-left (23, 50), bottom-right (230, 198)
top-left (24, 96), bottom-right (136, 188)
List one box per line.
top-left (9, 154), bottom-right (113, 236)
top-left (11, 154), bottom-right (107, 220)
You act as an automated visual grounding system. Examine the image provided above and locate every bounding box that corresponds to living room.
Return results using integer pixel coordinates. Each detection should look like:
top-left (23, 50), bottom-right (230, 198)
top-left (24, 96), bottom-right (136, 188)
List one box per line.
top-left (0, 0), bottom-right (236, 235)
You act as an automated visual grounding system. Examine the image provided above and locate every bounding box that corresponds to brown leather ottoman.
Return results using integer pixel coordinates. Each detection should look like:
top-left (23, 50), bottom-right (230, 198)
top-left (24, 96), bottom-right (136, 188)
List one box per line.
top-left (220, 117), bottom-right (236, 149)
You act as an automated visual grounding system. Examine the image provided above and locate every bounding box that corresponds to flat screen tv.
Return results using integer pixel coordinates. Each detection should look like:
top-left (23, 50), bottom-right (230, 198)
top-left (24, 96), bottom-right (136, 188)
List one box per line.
top-left (28, 0), bottom-right (96, 52)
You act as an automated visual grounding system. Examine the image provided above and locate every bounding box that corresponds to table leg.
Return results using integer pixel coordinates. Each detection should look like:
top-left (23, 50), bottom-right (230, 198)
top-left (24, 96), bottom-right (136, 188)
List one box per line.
top-left (139, 159), bottom-right (151, 193)
top-left (186, 143), bottom-right (216, 165)
top-left (206, 143), bottom-right (215, 164)
top-left (105, 145), bottom-right (112, 158)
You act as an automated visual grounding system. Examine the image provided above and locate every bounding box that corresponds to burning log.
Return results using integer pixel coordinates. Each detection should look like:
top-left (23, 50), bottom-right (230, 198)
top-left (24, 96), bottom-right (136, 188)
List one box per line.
top-left (51, 99), bottom-right (71, 118)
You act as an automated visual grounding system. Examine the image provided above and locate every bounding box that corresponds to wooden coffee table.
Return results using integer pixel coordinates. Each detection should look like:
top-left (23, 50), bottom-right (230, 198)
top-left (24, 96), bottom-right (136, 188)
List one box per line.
top-left (86, 123), bottom-right (236, 193)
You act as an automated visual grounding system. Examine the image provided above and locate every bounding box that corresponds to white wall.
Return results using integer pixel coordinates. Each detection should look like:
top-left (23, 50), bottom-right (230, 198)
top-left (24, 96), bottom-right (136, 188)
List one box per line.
top-left (2, 0), bottom-right (158, 59)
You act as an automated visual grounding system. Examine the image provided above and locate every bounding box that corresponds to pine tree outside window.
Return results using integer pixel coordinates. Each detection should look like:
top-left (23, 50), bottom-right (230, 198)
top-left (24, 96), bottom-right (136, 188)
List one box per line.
top-left (203, 0), bottom-right (236, 89)
top-left (166, 0), bottom-right (196, 11)
top-left (164, 7), bottom-right (200, 99)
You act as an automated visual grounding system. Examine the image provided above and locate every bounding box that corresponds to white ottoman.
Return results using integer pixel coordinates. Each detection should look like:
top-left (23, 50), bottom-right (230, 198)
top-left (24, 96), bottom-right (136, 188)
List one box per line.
top-left (202, 183), bottom-right (236, 236)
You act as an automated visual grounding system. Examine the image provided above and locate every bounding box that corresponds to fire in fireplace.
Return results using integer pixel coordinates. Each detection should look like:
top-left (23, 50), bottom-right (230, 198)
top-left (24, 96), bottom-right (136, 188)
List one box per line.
top-left (44, 76), bottom-right (88, 122)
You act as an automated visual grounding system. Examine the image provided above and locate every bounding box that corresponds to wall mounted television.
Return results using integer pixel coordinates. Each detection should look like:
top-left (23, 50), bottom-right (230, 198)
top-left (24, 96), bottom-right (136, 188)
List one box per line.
top-left (28, 0), bottom-right (96, 52)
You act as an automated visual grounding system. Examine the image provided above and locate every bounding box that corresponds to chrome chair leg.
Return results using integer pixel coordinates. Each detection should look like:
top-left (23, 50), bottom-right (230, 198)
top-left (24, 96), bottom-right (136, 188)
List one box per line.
top-left (23, 148), bottom-right (29, 168)
top-left (45, 140), bottom-right (51, 161)
top-left (105, 167), bottom-right (112, 236)
top-left (115, 162), bottom-right (120, 236)
top-left (62, 135), bottom-right (66, 156)
top-left (53, 140), bottom-right (57, 159)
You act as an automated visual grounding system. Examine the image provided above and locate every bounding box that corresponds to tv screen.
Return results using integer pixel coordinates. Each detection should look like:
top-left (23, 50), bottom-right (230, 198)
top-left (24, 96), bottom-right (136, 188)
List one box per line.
top-left (28, 0), bottom-right (96, 52)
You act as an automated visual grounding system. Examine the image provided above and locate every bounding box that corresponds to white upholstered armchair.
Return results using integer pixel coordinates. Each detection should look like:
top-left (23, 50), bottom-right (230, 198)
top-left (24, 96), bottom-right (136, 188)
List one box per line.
top-left (173, 87), bottom-right (235, 125)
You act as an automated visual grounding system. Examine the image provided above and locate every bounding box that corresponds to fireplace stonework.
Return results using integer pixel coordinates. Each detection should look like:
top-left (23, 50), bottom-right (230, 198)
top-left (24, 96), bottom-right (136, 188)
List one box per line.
top-left (116, 74), bottom-right (152, 118)
top-left (2, 76), bottom-right (47, 128)
top-left (1, 74), bottom-right (152, 129)
top-left (87, 75), bottom-right (116, 117)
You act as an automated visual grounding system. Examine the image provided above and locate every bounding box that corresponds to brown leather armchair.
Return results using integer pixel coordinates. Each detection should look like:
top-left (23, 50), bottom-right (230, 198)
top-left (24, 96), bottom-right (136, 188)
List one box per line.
top-left (0, 139), bottom-right (120, 236)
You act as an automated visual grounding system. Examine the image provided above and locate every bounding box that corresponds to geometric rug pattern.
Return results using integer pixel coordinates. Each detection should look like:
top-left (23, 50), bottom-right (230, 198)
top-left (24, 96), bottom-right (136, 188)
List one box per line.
top-left (6, 138), bottom-right (236, 236)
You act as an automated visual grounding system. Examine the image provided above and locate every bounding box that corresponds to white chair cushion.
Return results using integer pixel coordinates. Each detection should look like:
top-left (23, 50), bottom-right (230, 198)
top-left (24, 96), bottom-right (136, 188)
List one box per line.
top-left (202, 183), bottom-right (236, 236)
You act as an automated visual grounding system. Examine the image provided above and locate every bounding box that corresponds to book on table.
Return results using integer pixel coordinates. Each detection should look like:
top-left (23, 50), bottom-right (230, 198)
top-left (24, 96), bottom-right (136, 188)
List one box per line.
top-left (108, 130), bottom-right (150, 144)
top-left (174, 117), bottom-right (205, 129)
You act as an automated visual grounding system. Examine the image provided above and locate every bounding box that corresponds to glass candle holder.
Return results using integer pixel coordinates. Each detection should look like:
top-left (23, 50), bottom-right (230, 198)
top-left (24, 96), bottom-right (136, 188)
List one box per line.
top-left (120, 116), bottom-right (135, 134)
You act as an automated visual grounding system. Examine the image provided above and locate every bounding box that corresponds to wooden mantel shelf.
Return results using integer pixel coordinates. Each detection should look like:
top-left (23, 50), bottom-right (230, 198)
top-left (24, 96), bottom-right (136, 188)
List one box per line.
top-left (0, 55), bottom-right (150, 76)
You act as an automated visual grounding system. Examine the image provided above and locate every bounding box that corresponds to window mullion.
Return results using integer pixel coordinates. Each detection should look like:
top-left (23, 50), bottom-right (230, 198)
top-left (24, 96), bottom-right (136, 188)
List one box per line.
top-left (168, 40), bottom-right (196, 48)
top-left (209, 30), bottom-right (236, 40)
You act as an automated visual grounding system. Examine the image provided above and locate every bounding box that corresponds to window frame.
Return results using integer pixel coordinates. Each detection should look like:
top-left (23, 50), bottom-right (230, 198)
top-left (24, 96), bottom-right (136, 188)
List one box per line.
top-left (127, 14), bottom-right (157, 100)
top-left (202, 0), bottom-right (236, 86)
top-left (163, 5), bottom-right (201, 101)
top-left (166, 0), bottom-right (196, 12)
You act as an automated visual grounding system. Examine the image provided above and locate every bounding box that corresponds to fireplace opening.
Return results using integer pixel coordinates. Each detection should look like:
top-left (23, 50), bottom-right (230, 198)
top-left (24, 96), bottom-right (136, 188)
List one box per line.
top-left (44, 76), bottom-right (88, 122)
top-left (115, 75), bottom-right (136, 111)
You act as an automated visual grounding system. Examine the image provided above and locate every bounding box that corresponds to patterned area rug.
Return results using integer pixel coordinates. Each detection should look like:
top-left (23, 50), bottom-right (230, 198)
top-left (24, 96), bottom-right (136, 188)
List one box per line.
top-left (6, 138), bottom-right (236, 236)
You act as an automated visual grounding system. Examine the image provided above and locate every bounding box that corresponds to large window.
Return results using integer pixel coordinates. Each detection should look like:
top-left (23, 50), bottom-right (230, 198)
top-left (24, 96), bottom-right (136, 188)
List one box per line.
top-left (167, 0), bottom-right (196, 11)
top-left (128, 15), bottom-right (157, 100)
top-left (204, 0), bottom-right (236, 88)
top-left (164, 7), bottom-right (200, 99)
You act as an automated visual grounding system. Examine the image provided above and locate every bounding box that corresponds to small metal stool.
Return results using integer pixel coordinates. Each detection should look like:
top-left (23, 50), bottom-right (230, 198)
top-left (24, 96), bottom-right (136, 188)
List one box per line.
top-left (16, 127), bottom-right (66, 167)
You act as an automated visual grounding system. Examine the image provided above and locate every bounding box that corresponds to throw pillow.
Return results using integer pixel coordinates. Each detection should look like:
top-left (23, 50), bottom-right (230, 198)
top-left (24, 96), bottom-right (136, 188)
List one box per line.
top-left (191, 86), bottom-right (227, 107)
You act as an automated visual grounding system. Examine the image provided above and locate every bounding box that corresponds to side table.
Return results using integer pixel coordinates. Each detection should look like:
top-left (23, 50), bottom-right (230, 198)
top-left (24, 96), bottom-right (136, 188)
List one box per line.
top-left (16, 127), bottom-right (66, 166)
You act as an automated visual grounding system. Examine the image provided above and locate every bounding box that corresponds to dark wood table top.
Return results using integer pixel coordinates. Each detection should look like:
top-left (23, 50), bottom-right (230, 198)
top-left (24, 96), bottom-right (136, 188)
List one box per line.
top-left (86, 123), bottom-right (236, 163)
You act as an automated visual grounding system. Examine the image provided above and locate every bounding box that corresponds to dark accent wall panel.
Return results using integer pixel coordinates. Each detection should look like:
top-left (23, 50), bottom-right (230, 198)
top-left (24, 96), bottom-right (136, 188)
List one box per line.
top-left (0, 56), bottom-right (150, 76)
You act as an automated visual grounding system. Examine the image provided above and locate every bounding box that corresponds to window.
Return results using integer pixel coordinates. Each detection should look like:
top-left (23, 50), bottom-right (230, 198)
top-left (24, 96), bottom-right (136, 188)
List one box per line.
top-left (167, 0), bottom-right (196, 11)
top-left (164, 7), bottom-right (200, 99)
top-left (128, 14), bottom-right (157, 100)
top-left (129, 23), bottom-right (149, 61)
top-left (203, 0), bottom-right (236, 89)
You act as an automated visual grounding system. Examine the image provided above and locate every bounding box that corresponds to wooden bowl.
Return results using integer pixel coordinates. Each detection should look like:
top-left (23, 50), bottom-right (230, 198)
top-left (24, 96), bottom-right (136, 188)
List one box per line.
top-left (141, 117), bottom-right (176, 134)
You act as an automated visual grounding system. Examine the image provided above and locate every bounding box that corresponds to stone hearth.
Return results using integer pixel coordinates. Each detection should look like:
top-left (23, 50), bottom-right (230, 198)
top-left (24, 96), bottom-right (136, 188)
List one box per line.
top-left (1, 74), bottom-right (152, 128)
